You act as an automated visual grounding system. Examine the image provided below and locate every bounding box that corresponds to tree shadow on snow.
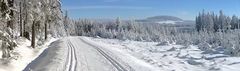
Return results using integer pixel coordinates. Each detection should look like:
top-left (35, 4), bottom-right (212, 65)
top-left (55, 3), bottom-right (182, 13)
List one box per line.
top-left (23, 40), bottom-right (63, 71)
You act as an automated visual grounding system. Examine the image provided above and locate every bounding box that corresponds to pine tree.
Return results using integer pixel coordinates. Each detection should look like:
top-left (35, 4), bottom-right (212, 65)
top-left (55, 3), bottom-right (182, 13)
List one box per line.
top-left (0, 0), bottom-right (16, 58)
top-left (231, 15), bottom-right (238, 29)
top-left (219, 10), bottom-right (225, 31)
top-left (116, 17), bottom-right (121, 31)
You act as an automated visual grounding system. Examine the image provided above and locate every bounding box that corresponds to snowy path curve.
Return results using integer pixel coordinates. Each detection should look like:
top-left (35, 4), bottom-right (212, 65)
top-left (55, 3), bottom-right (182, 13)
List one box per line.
top-left (23, 37), bottom-right (154, 71)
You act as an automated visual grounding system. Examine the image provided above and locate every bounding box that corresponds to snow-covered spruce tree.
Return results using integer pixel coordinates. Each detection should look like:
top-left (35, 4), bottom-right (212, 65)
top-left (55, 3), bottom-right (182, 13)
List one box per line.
top-left (213, 12), bottom-right (219, 32)
top-left (63, 10), bottom-right (70, 36)
top-left (0, 0), bottom-right (17, 58)
top-left (49, 0), bottom-right (66, 37)
top-left (116, 17), bottom-right (121, 32)
top-left (219, 10), bottom-right (226, 32)
top-left (230, 15), bottom-right (239, 29)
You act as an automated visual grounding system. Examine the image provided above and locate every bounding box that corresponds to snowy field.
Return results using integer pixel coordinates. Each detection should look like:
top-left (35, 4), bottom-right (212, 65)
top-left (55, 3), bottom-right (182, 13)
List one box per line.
top-left (87, 37), bottom-right (240, 71)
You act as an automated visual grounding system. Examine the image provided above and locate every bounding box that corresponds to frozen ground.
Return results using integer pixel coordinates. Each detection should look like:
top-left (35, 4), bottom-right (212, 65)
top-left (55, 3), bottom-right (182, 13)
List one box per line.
top-left (88, 37), bottom-right (240, 71)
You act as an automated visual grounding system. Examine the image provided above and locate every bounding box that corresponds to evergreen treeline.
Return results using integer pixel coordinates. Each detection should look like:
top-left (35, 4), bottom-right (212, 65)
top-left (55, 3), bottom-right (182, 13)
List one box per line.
top-left (64, 15), bottom-right (178, 42)
top-left (196, 10), bottom-right (240, 32)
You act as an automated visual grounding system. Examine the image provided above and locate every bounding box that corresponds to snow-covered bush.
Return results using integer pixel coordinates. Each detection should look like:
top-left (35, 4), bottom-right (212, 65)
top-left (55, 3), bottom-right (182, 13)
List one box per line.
top-left (198, 42), bottom-right (212, 51)
top-left (156, 41), bottom-right (170, 46)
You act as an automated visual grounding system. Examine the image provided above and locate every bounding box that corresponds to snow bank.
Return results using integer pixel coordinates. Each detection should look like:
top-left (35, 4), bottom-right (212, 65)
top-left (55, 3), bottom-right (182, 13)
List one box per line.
top-left (0, 37), bottom-right (58, 71)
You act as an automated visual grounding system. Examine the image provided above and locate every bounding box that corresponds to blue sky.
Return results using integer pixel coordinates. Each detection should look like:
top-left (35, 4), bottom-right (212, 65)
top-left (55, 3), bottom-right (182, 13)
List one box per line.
top-left (61, 0), bottom-right (240, 20)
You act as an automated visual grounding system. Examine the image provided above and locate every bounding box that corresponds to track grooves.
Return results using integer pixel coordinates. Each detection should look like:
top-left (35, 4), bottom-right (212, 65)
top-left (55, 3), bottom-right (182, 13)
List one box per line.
top-left (64, 40), bottom-right (71, 71)
top-left (79, 38), bottom-right (130, 71)
top-left (65, 40), bottom-right (77, 71)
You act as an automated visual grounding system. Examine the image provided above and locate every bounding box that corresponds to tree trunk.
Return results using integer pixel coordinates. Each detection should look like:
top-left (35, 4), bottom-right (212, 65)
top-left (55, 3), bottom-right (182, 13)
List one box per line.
top-left (45, 20), bottom-right (47, 40)
top-left (31, 20), bottom-right (36, 48)
top-left (20, 2), bottom-right (23, 36)
top-left (23, 9), bottom-right (29, 39)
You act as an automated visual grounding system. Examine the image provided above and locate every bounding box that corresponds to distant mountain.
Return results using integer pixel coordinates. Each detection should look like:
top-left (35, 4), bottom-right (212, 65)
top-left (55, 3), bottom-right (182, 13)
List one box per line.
top-left (136, 15), bottom-right (194, 24)
top-left (147, 16), bottom-right (183, 21)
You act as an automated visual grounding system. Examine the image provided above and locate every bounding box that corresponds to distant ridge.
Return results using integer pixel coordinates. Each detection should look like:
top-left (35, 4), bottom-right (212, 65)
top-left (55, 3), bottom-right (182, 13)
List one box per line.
top-left (146, 16), bottom-right (183, 21)
top-left (136, 15), bottom-right (183, 22)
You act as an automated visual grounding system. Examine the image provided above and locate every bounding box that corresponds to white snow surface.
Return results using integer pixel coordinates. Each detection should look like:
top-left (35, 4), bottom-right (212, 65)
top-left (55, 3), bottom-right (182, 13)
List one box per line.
top-left (0, 37), bottom-right (57, 71)
top-left (88, 37), bottom-right (240, 71)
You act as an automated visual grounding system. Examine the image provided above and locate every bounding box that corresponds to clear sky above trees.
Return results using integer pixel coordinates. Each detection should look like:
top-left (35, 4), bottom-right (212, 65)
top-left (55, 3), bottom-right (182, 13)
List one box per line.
top-left (62, 0), bottom-right (240, 20)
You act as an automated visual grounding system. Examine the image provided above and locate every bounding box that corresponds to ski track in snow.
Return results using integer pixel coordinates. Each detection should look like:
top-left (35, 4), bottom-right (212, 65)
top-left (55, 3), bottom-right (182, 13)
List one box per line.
top-left (65, 40), bottom-right (77, 71)
top-left (79, 38), bottom-right (131, 71)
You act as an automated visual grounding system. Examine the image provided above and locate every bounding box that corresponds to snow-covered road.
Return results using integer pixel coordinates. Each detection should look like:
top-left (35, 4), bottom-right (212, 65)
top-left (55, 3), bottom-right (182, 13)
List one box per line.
top-left (23, 37), bottom-right (155, 71)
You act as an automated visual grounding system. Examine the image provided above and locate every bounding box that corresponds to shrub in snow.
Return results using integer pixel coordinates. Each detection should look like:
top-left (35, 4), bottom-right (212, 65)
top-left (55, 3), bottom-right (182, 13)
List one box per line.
top-left (176, 39), bottom-right (191, 46)
top-left (37, 38), bottom-right (45, 46)
top-left (224, 46), bottom-right (235, 55)
top-left (211, 43), bottom-right (220, 49)
top-left (198, 42), bottom-right (212, 51)
top-left (225, 45), bottom-right (240, 56)
top-left (156, 41), bottom-right (170, 46)
top-left (192, 38), bottom-right (200, 45)
top-left (233, 47), bottom-right (240, 56)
